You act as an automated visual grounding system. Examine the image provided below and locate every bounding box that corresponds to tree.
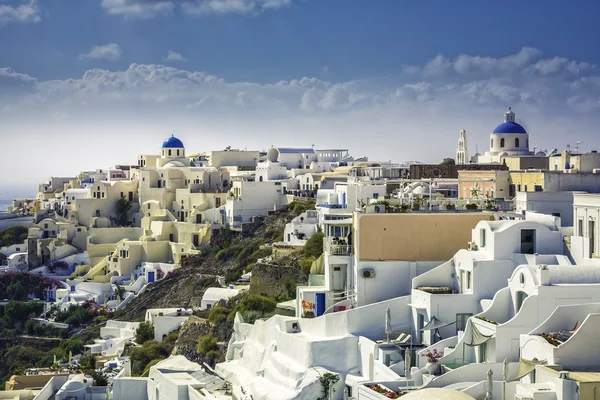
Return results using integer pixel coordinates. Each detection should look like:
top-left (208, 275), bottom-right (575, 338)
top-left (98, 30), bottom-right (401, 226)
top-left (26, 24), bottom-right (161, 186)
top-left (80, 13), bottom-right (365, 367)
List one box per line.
top-left (0, 226), bottom-right (28, 247)
top-left (135, 321), bottom-right (154, 344)
top-left (6, 282), bottom-right (26, 301)
top-left (304, 232), bottom-right (324, 259)
top-left (114, 198), bottom-right (132, 227)
top-left (87, 370), bottom-right (108, 386)
top-left (114, 284), bottom-right (126, 301)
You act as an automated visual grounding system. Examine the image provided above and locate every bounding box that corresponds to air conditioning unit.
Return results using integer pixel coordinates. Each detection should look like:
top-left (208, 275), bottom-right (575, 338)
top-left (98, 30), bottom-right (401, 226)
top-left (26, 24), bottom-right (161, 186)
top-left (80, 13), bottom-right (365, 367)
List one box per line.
top-left (467, 241), bottom-right (478, 251)
top-left (362, 269), bottom-right (376, 279)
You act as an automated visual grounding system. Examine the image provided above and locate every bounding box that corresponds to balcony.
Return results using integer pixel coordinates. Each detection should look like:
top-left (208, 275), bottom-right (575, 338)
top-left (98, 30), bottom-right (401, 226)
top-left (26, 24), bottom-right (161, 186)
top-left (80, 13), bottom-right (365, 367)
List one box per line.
top-left (324, 237), bottom-right (352, 256)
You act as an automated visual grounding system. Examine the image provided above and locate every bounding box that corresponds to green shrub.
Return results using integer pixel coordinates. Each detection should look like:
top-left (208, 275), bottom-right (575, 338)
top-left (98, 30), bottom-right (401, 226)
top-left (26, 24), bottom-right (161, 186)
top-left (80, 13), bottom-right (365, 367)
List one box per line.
top-left (300, 256), bottom-right (315, 276)
top-left (284, 276), bottom-right (297, 300)
top-left (0, 226), bottom-right (28, 248)
top-left (129, 340), bottom-right (171, 376)
top-left (196, 334), bottom-right (219, 354)
top-left (224, 270), bottom-right (242, 284)
top-left (251, 247), bottom-right (272, 260)
top-left (238, 294), bottom-right (276, 314)
top-left (244, 263), bottom-right (256, 273)
top-left (216, 244), bottom-right (242, 262)
top-left (135, 321), bottom-right (154, 344)
top-left (208, 306), bottom-right (231, 325)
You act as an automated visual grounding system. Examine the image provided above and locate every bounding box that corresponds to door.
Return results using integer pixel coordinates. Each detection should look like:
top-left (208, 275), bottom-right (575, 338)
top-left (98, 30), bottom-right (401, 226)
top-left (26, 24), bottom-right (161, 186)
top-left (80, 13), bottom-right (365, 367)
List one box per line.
top-left (417, 313), bottom-right (424, 343)
top-left (521, 229), bottom-right (535, 254)
top-left (196, 214), bottom-right (202, 224)
top-left (169, 233), bottom-right (174, 242)
top-left (193, 234), bottom-right (199, 247)
top-left (590, 220), bottom-right (596, 258)
top-left (129, 192), bottom-right (133, 202)
top-left (148, 272), bottom-right (155, 283)
top-left (332, 266), bottom-right (343, 291)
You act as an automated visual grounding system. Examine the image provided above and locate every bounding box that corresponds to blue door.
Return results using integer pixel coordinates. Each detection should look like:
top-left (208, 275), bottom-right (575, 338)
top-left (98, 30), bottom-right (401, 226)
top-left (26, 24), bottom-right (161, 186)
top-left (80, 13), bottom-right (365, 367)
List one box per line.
top-left (148, 272), bottom-right (155, 283)
top-left (315, 293), bottom-right (326, 317)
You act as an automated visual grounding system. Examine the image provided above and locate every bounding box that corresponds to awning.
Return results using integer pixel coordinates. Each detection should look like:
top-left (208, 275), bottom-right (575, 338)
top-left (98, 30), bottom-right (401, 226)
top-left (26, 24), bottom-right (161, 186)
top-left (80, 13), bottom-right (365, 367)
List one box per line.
top-left (464, 322), bottom-right (494, 346)
top-left (509, 358), bottom-right (546, 382)
top-left (420, 316), bottom-right (456, 331)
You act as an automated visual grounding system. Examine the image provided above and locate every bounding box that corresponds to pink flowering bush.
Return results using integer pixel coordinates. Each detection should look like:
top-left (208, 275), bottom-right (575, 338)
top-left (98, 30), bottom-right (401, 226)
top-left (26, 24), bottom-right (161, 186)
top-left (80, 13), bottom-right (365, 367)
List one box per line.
top-left (420, 348), bottom-right (443, 363)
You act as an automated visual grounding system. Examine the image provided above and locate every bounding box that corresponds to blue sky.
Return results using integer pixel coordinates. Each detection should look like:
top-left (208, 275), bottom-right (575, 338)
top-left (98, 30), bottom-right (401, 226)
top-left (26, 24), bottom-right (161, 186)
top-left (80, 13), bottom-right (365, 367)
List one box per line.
top-left (1, 0), bottom-right (600, 195)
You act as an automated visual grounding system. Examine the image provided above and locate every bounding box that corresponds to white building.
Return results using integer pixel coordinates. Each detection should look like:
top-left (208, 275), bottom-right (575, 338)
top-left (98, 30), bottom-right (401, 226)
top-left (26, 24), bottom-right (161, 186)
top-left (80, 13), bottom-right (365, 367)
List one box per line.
top-left (145, 308), bottom-right (193, 342)
top-left (112, 355), bottom-right (233, 400)
top-left (571, 192), bottom-right (600, 265)
top-left (201, 287), bottom-right (241, 310)
top-left (514, 191), bottom-right (578, 226)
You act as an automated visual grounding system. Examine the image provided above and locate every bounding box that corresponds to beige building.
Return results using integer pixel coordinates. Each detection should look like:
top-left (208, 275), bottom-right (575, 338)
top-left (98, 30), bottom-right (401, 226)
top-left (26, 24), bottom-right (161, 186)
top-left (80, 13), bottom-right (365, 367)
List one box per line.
top-left (354, 212), bottom-right (493, 262)
top-left (500, 155), bottom-right (549, 170)
top-left (458, 170), bottom-right (511, 200)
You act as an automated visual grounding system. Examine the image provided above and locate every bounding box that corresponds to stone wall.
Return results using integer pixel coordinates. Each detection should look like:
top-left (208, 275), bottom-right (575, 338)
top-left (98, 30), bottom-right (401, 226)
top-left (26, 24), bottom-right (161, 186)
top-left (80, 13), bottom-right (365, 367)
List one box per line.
top-left (249, 263), bottom-right (305, 299)
top-left (410, 163), bottom-right (508, 179)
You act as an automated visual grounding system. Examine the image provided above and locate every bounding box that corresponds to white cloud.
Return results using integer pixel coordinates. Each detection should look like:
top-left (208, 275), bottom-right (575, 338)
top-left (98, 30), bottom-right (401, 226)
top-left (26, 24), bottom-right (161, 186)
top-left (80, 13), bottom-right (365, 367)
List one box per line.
top-left (421, 47), bottom-right (543, 77)
top-left (0, 0), bottom-right (41, 26)
top-left (100, 0), bottom-right (174, 19)
top-left (164, 51), bottom-right (186, 62)
top-left (181, 0), bottom-right (291, 15)
top-left (525, 57), bottom-right (594, 76)
top-left (2, 47), bottom-right (600, 182)
top-left (79, 43), bottom-right (123, 61)
top-left (322, 66), bottom-right (330, 73)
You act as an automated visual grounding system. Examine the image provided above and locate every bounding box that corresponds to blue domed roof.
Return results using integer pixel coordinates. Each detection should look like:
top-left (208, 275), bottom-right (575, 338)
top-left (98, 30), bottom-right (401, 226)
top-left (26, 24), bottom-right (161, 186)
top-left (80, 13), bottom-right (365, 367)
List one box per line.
top-left (493, 122), bottom-right (527, 134)
top-left (162, 135), bottom-right (184, 148)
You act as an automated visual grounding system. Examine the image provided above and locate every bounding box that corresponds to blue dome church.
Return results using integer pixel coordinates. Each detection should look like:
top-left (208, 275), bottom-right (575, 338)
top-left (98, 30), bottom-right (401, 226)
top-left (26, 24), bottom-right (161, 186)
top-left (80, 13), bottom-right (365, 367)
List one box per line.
top-left (157, 135), bottom-right (191, 168)
top-left (471, 108), bottom-right (533, 164)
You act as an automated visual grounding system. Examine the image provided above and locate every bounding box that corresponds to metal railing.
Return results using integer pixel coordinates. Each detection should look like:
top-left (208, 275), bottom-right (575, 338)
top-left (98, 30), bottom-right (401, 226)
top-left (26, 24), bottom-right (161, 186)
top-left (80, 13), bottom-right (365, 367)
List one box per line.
top-left (324, 237), bottom-right (352, 255)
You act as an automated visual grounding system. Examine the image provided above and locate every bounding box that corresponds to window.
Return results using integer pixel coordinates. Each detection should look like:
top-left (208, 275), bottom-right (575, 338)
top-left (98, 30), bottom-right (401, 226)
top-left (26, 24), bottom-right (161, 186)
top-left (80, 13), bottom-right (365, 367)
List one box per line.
top-left (456, 313), bottom-right (472, 334)
top-left (524, 185), bottom-right (528, 192)
top-left (491, 138), bottom-right (493, 148)
top-left (534, 185), bottom-right (543, 192)
top-left (509, 184), bottom-right (515, 197)
top-left (578, 219), bottom-right (584, 236)
top-left (480, 228), bottom-right (486, 247)
top-left (515, 138), bottom-right (520, 148)
top-left (177, 149), bottom-right (180, 156)
top-left (168, 149), bottom-right (172, 156)
top-left (466, 271), bottom-right (472, 290)
top-left (500, 138), bottom-right (505, 148)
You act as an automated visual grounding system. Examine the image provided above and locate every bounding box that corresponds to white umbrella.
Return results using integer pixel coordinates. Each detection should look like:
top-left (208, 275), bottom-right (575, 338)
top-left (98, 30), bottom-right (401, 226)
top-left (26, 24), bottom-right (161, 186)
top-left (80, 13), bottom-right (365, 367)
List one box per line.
top-left (486, 368), bottom-right (493, 400)
top-left (385, 308), bottom-right (392, 343)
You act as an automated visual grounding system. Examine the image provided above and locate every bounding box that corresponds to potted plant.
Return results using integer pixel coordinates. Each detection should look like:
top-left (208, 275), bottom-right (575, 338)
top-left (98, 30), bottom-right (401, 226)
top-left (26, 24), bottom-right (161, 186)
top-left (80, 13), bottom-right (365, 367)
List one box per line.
top-left (421, 348), bottom-right (443, 374)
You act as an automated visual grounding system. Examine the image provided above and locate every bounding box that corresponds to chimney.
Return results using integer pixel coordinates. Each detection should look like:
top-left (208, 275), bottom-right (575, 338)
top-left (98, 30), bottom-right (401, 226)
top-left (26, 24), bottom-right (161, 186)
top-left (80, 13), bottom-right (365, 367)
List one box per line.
top-left (538, 264), bottom-right (550, 286)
